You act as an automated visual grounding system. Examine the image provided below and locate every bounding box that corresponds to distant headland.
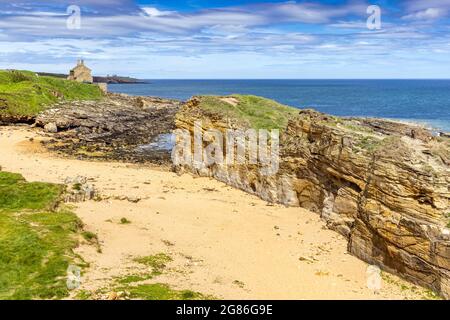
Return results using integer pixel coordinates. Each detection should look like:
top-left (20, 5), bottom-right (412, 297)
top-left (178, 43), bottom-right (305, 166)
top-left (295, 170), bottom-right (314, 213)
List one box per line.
top-left (37, 72), bottom-right (146, 84)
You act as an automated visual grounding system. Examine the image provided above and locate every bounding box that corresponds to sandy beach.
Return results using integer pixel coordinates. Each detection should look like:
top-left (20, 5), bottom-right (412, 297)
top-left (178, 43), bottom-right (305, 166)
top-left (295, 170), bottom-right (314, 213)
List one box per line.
top-left (0, 126), bottom-right (430, 300)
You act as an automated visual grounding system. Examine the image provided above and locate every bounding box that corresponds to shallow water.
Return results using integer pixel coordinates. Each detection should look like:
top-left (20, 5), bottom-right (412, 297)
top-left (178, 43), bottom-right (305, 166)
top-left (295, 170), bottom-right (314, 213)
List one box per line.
top-left (137, 133), bottom-right (175, 152)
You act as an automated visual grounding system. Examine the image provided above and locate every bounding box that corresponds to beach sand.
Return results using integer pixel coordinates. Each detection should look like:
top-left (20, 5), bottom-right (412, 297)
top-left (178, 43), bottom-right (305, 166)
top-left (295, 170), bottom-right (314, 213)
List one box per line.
top-left (0, 126), bottom-right (430, 300)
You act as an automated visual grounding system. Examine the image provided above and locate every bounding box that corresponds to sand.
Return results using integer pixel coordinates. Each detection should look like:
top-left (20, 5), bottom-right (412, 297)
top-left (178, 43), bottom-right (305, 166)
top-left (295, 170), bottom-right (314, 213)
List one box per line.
top-left (0, 126), bottom-right (429, 300)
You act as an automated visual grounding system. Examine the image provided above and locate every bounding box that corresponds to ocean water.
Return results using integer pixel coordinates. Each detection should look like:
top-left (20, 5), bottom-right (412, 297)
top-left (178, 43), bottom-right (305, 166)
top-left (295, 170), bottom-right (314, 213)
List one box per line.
top-left (109, 80), bottom-right (450, 132)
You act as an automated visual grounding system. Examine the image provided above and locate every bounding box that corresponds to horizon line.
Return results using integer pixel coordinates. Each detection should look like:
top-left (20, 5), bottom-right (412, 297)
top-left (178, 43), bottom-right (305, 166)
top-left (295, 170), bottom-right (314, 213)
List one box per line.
top-left (125, 78), bottom-right (450, 81)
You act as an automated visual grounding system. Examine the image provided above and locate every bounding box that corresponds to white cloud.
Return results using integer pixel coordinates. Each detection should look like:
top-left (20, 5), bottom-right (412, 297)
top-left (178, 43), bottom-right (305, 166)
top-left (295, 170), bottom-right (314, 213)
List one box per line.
top-left (402, 8), bottom-right (447, 21)
top-left (141, 7), bottom-right (174, 17)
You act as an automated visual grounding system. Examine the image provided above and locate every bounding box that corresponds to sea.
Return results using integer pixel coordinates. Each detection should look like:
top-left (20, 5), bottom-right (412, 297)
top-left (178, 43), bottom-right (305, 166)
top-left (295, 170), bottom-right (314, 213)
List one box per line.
top-left (109, 79), bottom-right (450, 132)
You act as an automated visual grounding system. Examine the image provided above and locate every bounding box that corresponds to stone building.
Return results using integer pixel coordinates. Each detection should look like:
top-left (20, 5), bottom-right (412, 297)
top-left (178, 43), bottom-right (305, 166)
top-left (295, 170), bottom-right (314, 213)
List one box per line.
top-left (67, 60), bottom-right (93, 83)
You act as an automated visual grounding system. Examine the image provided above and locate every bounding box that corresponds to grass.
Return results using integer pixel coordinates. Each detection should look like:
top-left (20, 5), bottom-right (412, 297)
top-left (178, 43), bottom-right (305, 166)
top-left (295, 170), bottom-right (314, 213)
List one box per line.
top-left (112, 253), bottom-right (172, 285)
top-left (111, 252), bottom-right (212, 300)
top-left (116, 274), bottom-right (152, 284)
top-left (0, 171), bottom-right (84, 300)
top-left (74, 290), bottom-right (93, 300)
top-left (195, 94), bottom-right (298, 130)
top-left (81, 231), bottom-right (98, 243)
top-left (0, 171), bottom-right (63, 211)
top-left (81, 231), bottom-right (102, 253)
top-left (120, 217), bottom-right (131, 224)
top-left (134, 253), bottom-right (173, 276)
top-left (355, 136), bottom-right (381, 153)
top-left (0, 69), bottom-right (103, 118)
top-left (381, 271), bottom-right (441, 300)
top-left (122, 283), bottom-right (207, 300)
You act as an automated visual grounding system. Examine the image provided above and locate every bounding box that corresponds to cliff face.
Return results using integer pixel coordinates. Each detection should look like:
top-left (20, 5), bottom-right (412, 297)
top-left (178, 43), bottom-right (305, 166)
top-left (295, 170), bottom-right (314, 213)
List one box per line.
top-left (175, 96), bottom-right (450, 298)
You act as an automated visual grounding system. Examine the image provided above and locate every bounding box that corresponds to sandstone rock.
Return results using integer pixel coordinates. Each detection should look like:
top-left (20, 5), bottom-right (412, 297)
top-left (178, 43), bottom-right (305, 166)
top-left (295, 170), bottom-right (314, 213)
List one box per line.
top-left (107, 292), bottom-right (118, 300)
top-left (64, 176), bottom-right (96, 202)
top-left (44, 122), bottom-right (58, 133)
top-left (35, 93), bottom-right (182, 164)
top-left (175, 98), bottom-right (450, 298)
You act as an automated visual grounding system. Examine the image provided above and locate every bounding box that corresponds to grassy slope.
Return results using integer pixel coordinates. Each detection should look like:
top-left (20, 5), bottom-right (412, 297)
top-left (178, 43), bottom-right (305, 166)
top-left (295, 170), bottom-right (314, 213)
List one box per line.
top-left (0, 70), bottom-right (103, 118)
top-left (197, 94), bottom-right (299, 130)
top-left (113, 253), bottom-right (211, 300)
top-left (0, 171), bottom-right (83, 300)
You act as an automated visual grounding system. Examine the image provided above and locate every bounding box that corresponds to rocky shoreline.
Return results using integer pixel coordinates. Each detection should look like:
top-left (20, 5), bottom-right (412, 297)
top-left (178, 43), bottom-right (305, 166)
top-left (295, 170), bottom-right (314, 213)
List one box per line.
top-left (3, 93), bottom-right (449, 298)
top-left (34, 93), bottom-right (181, 164)
top-left (175, 97), bottom-right (450, 298)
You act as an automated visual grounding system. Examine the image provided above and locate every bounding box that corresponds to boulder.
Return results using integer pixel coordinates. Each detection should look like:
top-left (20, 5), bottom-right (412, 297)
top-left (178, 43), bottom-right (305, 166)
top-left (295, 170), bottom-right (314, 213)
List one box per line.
top-left (44, 122), bottom-right (58, 133)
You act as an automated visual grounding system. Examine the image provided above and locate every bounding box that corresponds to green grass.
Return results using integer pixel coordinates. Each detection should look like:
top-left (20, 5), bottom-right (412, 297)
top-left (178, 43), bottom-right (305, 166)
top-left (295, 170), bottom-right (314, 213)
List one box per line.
top-left (0, 69), bottom-right (103, 118)
top-left (134, 253), bottom-right (172, 276)
top-left (123, 283), bottom-right (208, 300)
top-left (113, 253), bottom-right (172, 286)
top-left (120, 217), bottom-right (131, 224)
top-left (0, 171), bottom-right (63, 212)
top-left (116, 274), bottom-right (152, 284)
top-left (112, 252), bottom-right (212, 300)
top-left (0, 171), bottom-right (83, 300)
top-left (81, 231), bottom-right (98, 243)
top-left (355, 136), bottom-right (381, 152)
top-left (74, 289), bottom-right (93, 300)
top-left (196, 94), bottom-right (298, 130)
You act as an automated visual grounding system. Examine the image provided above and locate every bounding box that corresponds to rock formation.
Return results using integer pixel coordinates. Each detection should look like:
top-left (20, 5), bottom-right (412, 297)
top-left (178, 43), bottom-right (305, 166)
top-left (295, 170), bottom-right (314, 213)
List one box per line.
top-left (174, 96), bottom-right (450, 298)
top-left (35, 93), bottom-right (182, 163)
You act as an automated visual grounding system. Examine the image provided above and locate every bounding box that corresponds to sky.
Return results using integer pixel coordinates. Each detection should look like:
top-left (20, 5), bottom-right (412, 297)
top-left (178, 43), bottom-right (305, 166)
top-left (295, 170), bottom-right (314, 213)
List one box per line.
top-left (0, 0), bottom-right (449, 79)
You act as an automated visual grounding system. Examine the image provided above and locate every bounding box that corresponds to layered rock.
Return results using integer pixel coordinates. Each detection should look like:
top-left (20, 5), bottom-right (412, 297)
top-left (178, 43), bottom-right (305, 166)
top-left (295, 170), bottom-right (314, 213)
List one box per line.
top-left (35, 93), bottom-right (182, 163)
top-left (175, 96), bottom-right (450, 298)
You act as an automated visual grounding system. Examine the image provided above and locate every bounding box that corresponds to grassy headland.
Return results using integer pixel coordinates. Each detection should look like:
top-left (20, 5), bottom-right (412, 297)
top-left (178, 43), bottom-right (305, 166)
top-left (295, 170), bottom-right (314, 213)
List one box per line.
top-left (195, 94), bottom-right (298, 130)
top-left (0, 70), bottom-right (103, 120)
top-left (0, 171), bottom-right (84, 300)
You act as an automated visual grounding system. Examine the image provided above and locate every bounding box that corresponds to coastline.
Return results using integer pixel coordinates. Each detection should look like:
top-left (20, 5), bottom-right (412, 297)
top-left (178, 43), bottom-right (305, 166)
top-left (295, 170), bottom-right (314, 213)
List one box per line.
top-left (0, 125), bottom-right (433, 300)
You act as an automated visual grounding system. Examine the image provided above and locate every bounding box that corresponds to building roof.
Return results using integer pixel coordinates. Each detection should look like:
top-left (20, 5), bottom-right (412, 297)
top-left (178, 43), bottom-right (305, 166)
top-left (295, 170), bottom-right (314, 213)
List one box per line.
top-left (70, 60), bottom-right (91, 72)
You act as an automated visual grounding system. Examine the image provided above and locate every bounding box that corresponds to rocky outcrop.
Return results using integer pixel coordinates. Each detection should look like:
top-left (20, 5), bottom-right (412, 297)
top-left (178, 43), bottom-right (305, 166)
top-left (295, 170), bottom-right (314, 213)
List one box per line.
top-left (35, 93), bottom-right (182, 163)
top-left (175, 98), bottom-right (450, 298)
top-left (64, 176), bottom-right (96, 203)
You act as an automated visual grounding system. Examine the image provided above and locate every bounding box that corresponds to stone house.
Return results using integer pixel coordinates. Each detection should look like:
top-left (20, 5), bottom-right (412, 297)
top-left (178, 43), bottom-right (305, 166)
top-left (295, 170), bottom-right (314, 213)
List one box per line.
top-left (67, 60), bottom-right (93, 83)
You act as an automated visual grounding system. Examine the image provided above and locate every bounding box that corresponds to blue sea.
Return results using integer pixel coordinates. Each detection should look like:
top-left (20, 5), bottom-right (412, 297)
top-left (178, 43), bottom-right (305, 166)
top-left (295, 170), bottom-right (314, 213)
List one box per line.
top-left (109, 80), bottom-right (450, 132)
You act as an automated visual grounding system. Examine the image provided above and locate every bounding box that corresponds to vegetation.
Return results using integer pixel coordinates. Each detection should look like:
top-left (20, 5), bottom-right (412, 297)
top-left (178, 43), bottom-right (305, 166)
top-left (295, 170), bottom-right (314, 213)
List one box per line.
top-left (134, 253), bottom-right (172, 276)
top-left (74, 289), bottom-right (93, 300)
top-left (120, 217), bottom-right (131, 224)
top-left (0, 171), bottom-right (83, 300)
top-left (122, 283), bottom-right (207, 300)
top-left (81, 231), bottom-right (98, 243)
top-left (196, 94), bottom-right (298, 130)
top-left (116, 274), bottom-right (152, 284)
top-left (355, 135), bottom-right (381, 152)
top-left (111, 252), bottom-right (211, 300)
top-left (0, 69), bottom-right (103, 118)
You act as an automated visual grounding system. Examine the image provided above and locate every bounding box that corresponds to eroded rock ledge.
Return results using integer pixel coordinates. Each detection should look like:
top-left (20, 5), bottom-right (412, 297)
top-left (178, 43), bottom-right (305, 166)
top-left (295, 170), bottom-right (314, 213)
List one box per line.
top-left (175, 97), bottom-right (450, 298)
top-left (35, 93), bottom-right (182, 164)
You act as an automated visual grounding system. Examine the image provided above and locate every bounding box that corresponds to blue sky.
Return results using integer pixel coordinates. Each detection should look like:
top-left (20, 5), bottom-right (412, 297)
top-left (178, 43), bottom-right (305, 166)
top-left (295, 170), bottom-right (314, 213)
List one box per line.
top-left (0, 0), bottom-right (449, 78)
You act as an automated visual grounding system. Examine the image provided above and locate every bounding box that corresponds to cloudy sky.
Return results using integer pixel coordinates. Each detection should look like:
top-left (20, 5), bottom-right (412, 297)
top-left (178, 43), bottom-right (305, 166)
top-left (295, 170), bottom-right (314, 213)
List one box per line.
top-left (0, 0), bottom-right (449, 78)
